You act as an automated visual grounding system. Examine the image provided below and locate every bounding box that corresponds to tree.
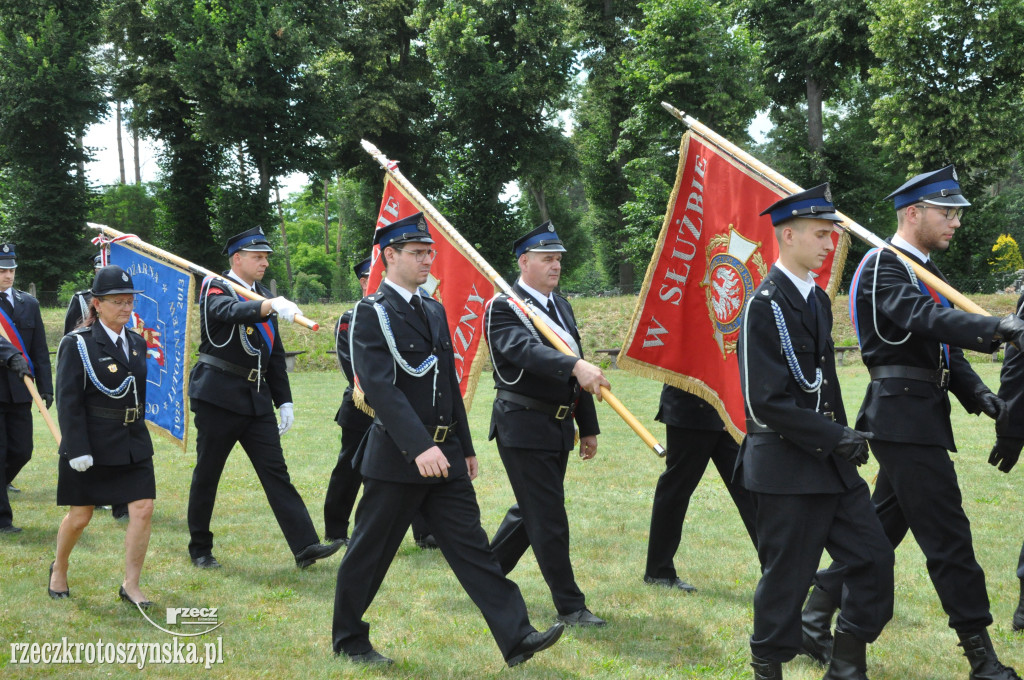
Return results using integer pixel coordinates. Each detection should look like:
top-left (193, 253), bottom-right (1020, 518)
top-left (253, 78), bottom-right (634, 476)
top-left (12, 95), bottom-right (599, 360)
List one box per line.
top-left (990, 234), bottom-right (1024, 274)
top-left (414, 0), bottom-right (578, 269)
top-left (741, 0), bottom-right (874, 178)
top-left (616, 0), bottom-right (765, 271)
top-left (0, 1), bottom-right (105, 291)
top-left (869, 0), bottom-right (1024, 287)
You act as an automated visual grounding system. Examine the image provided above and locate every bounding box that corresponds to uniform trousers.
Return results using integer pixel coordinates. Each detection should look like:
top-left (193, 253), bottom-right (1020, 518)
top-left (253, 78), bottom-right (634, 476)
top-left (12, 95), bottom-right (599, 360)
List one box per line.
top-left (751, 485), bottom-right (894, 661)
top-left (187, 400), bottom-right (319, 558)
top-left (332, 475), bottom-right (534, 659)
top-left (323, 426), bottom-right (431, 542)
top-left (813, 440), bottom-right (992, 633)
top-left (489, 442), bottom-right (586, 615)
top-left (646, 426), bottom-right (757, 579)
top-left (0, 402), bottom-right (32, 527)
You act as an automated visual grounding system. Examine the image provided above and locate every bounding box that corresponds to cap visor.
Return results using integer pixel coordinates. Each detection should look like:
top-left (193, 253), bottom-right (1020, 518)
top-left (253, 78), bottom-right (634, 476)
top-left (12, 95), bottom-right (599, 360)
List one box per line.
top-left (923, 196), bottom-right (971, 207)
top-left (526, 244), bottom-right (567, 253)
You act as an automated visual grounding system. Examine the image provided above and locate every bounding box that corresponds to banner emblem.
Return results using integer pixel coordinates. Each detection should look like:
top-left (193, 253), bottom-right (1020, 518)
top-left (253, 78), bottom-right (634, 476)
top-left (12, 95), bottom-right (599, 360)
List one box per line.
top-left (700, 229), bottom-right (765, 357)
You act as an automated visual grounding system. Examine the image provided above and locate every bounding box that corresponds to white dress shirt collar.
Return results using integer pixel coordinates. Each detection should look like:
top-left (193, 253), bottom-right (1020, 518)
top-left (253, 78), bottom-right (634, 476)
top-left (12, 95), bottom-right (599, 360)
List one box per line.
top-left (776, 262), bottom-right (816, 301)
top-left (892, 234), bottom-right (929, 263)
top-left (383, 277), bottom-right (419, 304)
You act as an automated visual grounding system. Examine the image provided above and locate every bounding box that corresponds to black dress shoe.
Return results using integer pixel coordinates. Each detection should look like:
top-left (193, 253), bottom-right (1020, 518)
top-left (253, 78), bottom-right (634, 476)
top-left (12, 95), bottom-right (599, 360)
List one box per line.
top-left (324, 536), bottom-right (349, 547)
top-left (507, 623), bottom-right (565, 667)
top-left (191, 554), bottom-right (222, 569)
top-left (643, 575), bottom-right (697, 592)
top-left (556, 608), bottom-right (607, 627)
top-left (48, 562), bottom-right (70, 599)
top-left (295, 541), bottom-right (343, 569)
top-left (415, 534), bottom-right (439, 550)
top-left (7, 483), bottom-right (20, 493)
top-left (0, 524), bottom-right (22, 534)
top-left (345, 649), bottom-right (393, 666)
top-left (118, 585), bottom-right (153, 610)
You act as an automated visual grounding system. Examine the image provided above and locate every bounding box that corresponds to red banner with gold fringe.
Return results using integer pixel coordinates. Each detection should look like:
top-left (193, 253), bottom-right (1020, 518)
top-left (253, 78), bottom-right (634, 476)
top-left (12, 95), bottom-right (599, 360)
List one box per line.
top-left (618, 131), bottom-right (848, 442)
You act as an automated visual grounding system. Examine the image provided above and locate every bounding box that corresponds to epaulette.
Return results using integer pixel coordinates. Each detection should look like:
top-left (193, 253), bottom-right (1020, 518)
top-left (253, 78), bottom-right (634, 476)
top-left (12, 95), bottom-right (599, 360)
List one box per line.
top-left (69, 326), bottom-right (90, 335)
top-left (753, 278), bottom-right (779, 302)
top-left (363, 292), bottom-right (383, 304)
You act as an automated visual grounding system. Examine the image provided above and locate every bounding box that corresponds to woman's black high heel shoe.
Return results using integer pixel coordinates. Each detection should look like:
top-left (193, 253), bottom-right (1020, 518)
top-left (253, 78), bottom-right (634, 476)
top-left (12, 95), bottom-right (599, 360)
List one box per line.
top-left (48, 562), bottom-right (69, 599)
top-left (118, 585), bottom-right (152, 610)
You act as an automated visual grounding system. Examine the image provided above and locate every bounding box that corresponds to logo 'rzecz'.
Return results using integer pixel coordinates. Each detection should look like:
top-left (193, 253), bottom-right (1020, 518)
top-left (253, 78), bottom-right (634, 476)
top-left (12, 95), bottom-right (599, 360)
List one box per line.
top-left (700, 228), bottom-right (766, 358)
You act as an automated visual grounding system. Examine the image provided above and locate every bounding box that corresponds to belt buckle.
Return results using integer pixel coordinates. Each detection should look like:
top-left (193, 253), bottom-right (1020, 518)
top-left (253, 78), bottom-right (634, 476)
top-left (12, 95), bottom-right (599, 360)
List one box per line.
top-left (822, 411), bottom-right (835, 421)
top-left (247, 368), bottom-right (260, 382)
top-left (939, 369), bottom-right (950, 389)
top-left (554, 405), bottom-right (570, 420)
top-left (124, 408), bottom-right (139, 424)
top-left (433, 425), bottom-right (449, 443)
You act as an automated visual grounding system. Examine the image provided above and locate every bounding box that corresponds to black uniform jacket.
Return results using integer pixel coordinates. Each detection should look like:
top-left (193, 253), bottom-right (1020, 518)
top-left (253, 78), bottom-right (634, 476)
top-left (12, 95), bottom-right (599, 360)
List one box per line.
top-left (735, 266), bottom-right (859, 495)
top-left (56, 324), bottom-right (153, 465)
top-left (0, 289), bottom-right (52, 403)
top-left (64, 290), bottom-right (92, 335)
top-left (656, 385), bottom-right (724, 431)
top-left (997, 292), bottom-right (1024, 439)
top-left (485, 282), bottom-right (599, 452)
top-left (334, 308), bottom-right (373, 431)
top-left (350, 284), bottom-right (473, 484)
top-left (188, 275), bottom-right (291, 416)
top-left (853, 242), bottom-right (999, 450)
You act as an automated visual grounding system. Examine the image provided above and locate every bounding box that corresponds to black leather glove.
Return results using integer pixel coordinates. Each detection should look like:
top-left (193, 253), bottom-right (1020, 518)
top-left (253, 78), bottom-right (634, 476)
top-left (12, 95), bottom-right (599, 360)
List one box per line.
top-left (834, 428), bottom-right (872, 466)
top-left (996, 314), bottom-right (1024, 350)
top-left (41, 393), bottom-right (53, 409)
top-left (989, 436), bottom-right (1024, 473)
top-left (975, 389), bottom-right (1007, 429)
top-left (6, 353), bottom-right (31, 379)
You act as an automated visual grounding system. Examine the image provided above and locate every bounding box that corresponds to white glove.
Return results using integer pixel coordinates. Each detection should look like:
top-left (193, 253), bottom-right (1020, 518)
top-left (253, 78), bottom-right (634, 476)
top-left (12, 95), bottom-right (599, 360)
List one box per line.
top-left (270, 297), bottom-right (302, 324)
top-left (69, 455), bottom-right (94, 472)
top-left (278, 402), bottom-right (294, 436)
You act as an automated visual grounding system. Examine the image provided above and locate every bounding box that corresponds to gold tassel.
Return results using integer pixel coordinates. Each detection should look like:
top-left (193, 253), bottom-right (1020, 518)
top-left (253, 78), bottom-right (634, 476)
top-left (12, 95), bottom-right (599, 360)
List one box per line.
top-left (352, 384), bottom-right (376, 418)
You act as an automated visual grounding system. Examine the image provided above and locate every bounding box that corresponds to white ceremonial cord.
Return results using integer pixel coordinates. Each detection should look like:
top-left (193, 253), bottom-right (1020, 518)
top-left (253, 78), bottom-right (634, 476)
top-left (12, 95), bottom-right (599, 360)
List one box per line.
top-left (201, 277), bottom-right (262, 390)
top-left (741, 296), bottom-right (767, 429)
top-left (372, 302), bottom-right (439, 405)
top-left (870, 249), bottom-right (913, 346)
top-left (74, 334), bottom-right (138, 404)
top-left (485, 294), bottom-right (532, 386)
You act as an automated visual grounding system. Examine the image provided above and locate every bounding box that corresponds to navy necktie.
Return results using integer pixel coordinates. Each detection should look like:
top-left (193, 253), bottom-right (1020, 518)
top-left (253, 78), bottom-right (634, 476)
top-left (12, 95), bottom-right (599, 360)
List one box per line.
top-left (411, 295), bottom-right (429, 329)
top-left (115, 335), bottom-right (127, 361)
top-left (0, 292), bottom-right (13, 318)
top-left (546, 298), bottom-right (565, 330)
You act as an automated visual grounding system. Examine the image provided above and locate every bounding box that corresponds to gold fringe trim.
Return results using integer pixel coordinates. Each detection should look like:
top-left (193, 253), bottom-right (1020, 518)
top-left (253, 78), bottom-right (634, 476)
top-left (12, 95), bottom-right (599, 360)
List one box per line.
top-left (352, 384), bottom-right (376, 418)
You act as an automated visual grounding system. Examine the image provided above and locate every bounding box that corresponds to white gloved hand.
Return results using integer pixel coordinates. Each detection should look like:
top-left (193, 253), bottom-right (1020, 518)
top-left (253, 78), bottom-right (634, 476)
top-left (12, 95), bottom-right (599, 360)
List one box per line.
top-left (270, 297), bottom-right (302, 324)
top-left (69, 455), bottom-right (94, 472)
top-left (278, 402), bottom-right (294, 436)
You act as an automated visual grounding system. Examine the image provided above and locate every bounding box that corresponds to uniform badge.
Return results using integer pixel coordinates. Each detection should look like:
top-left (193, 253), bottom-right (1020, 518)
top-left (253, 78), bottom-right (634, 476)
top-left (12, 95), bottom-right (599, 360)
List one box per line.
top-left (2, 245), bottom-right (8, 253)
top-left (121, 273), bottom-right (129, 282)
top-left (246, 327), bottom-right (254, 335)
top-left (108, 364), bottom-right (118, 373)
top-left (700, 227), bottom-right (767, 358)
top-left (824, 185), bottom-right (833, 203)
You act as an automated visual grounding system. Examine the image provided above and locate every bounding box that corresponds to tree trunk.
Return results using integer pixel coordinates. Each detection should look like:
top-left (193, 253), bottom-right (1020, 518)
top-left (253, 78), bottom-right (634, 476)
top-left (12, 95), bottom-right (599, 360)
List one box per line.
top-left (335, 177), bottom-right (343, 264)
top-left (132, 125), bottom-right (141, 185)
top-left (75, 132), bottom-right (85, 179)
top-left (115, 100), bottom-right (126, 184)
top-left (527, 182), bottom-right (550, 223)
top-left (323, 177), bottom-right (331, 254)
top-left (275, 187), bottom-right (294, 287)
top-left (238, 145), bottom-right (246, 185)
top-left (806, 75), bottom-right (826, 179)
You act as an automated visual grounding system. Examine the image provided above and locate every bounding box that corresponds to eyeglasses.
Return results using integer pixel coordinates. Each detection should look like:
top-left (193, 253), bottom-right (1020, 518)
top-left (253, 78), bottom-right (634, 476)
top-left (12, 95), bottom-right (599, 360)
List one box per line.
top-left (100, 297), bottom-right (135, 308)
top-left (394, 248), bottom-right (437, 262)
top-left (915, 204), bottom-right (965, 221)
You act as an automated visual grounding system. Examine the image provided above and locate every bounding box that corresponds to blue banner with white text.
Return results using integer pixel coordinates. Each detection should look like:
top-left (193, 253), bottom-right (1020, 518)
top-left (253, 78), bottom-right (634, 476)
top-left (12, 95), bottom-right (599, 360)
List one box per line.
top-left (109, 241), bottom-right (194, 449)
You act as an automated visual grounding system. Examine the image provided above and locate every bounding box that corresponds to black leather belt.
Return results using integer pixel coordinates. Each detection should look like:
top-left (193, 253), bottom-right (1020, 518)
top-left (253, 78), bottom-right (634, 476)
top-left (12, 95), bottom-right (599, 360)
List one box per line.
top-left (746, 411), bottom-right (834, 435)
top-left (198, 353), bottom-right (265, 382)
top-left (496, 389), bottom-right (575, 421)
top-left (88, 405), bottom-right (141, 424)
top-left (869, 365), bottom-right (949, 389)
top-left (432, 423), bottom-right (456, 443)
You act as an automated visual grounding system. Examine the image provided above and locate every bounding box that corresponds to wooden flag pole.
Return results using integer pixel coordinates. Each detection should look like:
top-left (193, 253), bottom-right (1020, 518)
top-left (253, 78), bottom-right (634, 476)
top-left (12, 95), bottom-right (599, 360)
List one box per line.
top-left (88, 224), bottom-right (321, 331)
top-left (661, 102), bottom-right (990, 317)
top-left (360, 140), bottom-right (666, 456)
top-left (0, 327), bottom-right (60, 444)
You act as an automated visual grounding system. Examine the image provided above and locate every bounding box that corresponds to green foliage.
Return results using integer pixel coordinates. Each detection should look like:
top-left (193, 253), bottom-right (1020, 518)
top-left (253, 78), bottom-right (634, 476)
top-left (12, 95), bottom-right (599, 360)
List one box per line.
top-left (0, 0), bottom-right (105, 290)
top-left (57, 270), bottom-right (93, 306)
top-left (291, 271), bottom-right (327, 304)
top-left (990, 234), bottom-right (1024, 274)
top-left (616, 0), bottom-right (765, 273)
top-left (88, 182), bottom-right (158, 242)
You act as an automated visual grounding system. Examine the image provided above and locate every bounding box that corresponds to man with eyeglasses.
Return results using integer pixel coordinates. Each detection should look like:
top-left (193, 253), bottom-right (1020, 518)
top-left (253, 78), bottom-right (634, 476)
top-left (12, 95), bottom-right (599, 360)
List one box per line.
top-left (799, 166), bottom-right (1024, 679)
top-left (332, 213), bottom-right (564, 667)
top-left (485, 221), bottom-right (610, 628)
top-left (0, 244), bottom-right (51, 535)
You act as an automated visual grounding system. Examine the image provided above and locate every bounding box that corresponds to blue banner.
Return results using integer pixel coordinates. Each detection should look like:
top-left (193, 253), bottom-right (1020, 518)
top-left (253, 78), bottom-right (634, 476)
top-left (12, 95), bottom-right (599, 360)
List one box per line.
top-left (109, 242), bottom-right (194, 448)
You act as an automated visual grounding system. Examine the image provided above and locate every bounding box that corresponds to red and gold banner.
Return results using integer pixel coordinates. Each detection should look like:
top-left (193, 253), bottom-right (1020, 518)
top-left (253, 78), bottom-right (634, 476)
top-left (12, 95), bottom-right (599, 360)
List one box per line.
top-left (618, 131), bottom-right (848, 442)
top-left (366, 176), bottom-right (494, 408)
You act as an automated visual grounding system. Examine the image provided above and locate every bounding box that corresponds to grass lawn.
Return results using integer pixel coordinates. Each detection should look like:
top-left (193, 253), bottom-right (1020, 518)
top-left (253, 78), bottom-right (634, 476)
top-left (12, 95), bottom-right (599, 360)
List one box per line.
top-left (1, 300), bottom-right (1022, 678)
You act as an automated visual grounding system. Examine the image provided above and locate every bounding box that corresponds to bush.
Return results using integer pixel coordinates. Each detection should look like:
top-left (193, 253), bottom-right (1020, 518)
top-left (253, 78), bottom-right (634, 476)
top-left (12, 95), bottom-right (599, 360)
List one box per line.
top-left (292, 272), bottom-right (327, 304)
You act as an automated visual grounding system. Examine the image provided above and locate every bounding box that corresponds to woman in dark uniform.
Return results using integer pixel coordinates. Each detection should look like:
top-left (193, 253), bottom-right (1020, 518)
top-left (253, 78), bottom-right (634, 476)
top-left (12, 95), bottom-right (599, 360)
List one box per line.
top-left (47, 266), bottom-right (156, 608)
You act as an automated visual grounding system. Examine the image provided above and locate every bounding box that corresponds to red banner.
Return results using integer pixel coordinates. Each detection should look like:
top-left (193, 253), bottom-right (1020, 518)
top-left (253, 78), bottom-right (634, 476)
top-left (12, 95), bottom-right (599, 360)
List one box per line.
top-left (366, 176), bottom-right (494, 408)
top-left (618, 131), bottom-right (848, 442)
